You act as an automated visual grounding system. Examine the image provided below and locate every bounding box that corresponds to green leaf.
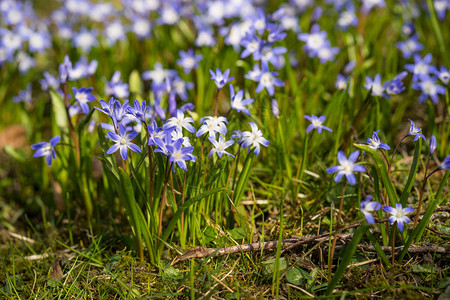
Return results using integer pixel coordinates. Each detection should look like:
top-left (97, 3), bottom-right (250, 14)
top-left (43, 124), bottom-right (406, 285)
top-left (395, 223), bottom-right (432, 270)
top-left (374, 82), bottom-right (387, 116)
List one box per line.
top-left (76, 108), bottom-right (95, 135)
top-left (227, 227), bottom-right (246, 240)
top-left (161, 187), bottom-right (225, 242)
top-left (163, 266), bottom-right (183, 280)
top-left (233, 149), bottom-right (254, 206)
top-left (129, 70), bottom-right (143, 95)
top-left (365, 231), bottom-right (390, 266)
top-left (286, 268), bottom-right (312, 285)
top-left (354, 144), bottom-right (398, 205)
top-left (398, 171), bottom-right (450, 262)
top-left (399, 139), bottom-right (421, 206)
top-left (326, 224), bottom-right (368, 296)
top-left (3, 145), bottom-right (26, 163)
top-left (50, 89), bottom-right (68, 130)
top-left (262, 257), bottom-right (287, 276)
top-left (412, 265), bottom-right (436, 274)
top-left (201, 226), bottom-right (217, 244)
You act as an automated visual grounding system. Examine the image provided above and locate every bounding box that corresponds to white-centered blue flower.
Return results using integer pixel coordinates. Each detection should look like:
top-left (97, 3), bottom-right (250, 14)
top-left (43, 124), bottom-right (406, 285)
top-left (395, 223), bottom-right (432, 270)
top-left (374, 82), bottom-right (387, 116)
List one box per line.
top-left (360, 196), bottom-right (381, 224)
top-left (230, 84), bottom-right (253, 116)
top-left (164, 109), bottom-right (195, 133)
top-left (242, 122), bottom-right (269, 156)
top-left (366, 130), bottom-right (390, 151)
top-left (304, 115), bottom-right (332, 134)
top-left (196, 116), bottom-right (228, 137)
top-left (327, 151), bottom-right (366, 185)
top-left (106, 124), bottom-right (141, 161)
top-left (383, 203), bottom-right (414, 232)
top-left (31, 136), bottom-right (61, 166)
top-left (407, 119), bottom-right (426, 142)
top-left (429, 135), bottom-right (437, 155)
top-left (208, 135), bottom-right (235, 158)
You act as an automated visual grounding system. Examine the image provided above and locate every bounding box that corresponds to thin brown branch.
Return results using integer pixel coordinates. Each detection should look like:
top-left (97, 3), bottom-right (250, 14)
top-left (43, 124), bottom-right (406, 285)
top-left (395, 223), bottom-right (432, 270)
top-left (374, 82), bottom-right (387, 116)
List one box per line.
top-left (172, 206), bottom-right (450, 265)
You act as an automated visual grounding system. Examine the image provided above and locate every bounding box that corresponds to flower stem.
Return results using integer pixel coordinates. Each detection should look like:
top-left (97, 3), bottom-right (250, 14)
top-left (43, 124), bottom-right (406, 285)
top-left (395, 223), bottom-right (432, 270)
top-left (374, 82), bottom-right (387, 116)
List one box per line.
top-left (63, 82), bottom-right (81, 165)
top-left (158, 157), bottom-right (172, 238)
top-left (413, 159), bottom-right (430, 229)
top-left (328, 181), bottom-right (346, 282)
top-left (391, 221), bottom-right (397, 265)
top-left (214, 89), bottom-right (220, 117)
top-left (231, 146), bottom-right (242, 202)
top-left (143, 122), bottom-right (154, 207)
top-left (181, 171), bottom-right (187, 243)
top-left (388, 136), bottom-right (407, 174)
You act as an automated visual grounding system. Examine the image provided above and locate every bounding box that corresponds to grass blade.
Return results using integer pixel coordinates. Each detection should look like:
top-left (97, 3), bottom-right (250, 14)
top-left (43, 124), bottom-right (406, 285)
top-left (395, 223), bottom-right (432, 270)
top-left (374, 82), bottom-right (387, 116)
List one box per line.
top-left (399, 139), bottom-right (421, 206)
top-left (325, 224), bottom-right (368, 296)
top-left (354, 144), bottom-right (398, 205)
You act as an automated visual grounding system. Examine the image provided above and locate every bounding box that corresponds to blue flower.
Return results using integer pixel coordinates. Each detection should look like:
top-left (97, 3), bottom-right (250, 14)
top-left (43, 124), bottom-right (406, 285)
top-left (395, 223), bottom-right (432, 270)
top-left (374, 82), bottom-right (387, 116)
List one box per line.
top-left (210, 68), bottom-right (234, 90)
top-left (429, 135), bottom-right (437, 155)
top-left (404, 54), bottom-right (438, 82)
top-left (317, 43), bottom-right (339, 63)
top-left (412, 75), bottom-right (445, 105)
top-left (68, 57), bottom-right (97, 81)
top-left (147, 120), bottom-right (164, 146)
top-left (196, 116), bottom-right (228, 137)
top-left (255, 63), bottom-right (284, 96)
top-left (360, 196), bottom-right (381, 224)
top-left (142, 62), bottom-right (176, 95)
top-left (231, 130), bottom-right (244, 145)
top-left (106, 124), bottom-right (141, 161)
top-left (267, 24), bottom-right (287, 43)
top-left (434, 0), bottom-right (447, 19)
top-left (58, 55), bottom-right (72, 84)
top-left (166, 139), bottom-right (196, 171)
top-left (40, 72), bottom-right (60, 91)
top-left (386, 72), bottom-right (408, 95)
top-left (327, 151), bottom-right (366, 185)
top-left (361, 0), bottom-right (385, 14)
top-left (407, 119), bottom-right (426, 142)
top-left (195, 28), bottom-right (216, 47)
top-left (335, 74), bottom-right (349, 90)
top-left (72, 87), bottom-right (95, 114)
top-left (127, 100), bottom-right (150, 123)
top-left (242, 122), bottom-right (269, 156)
top-left (245, 63), bottom-right (262, 82)
top-left (401, 23), bottom-right (415, 36)
top-left (304, 115), bottom-right (332, 134)
top-left (164, 110), bottom-right (195, 133)
top-left (271, 99), bottom-right (279, 118)
top-left (177, 49), bottom-right (202, 73)
top-left (396, 35), bottom-right (423, 59)
top-left (73, 28), bottom-right (98, 53)
top-left (105, 71), bottom-right (129, 99)
top-left (104, 20), bottom-right (126, 45)
top-left (364, 74), bottom-right (389, 99)
top-left (438, 66), bottom-right (449, 85)
top-left (298, 24), bottom-right (328, 57)
top-left (439, 155), bottom-right (450, 170)
top-left (95, 97), bottom-right (117, 121)
top-left (240, 32), bottom-right (263, 59)
top-left (171, 76), bottom-right (194, 101)
top-left (31, 136), bottom-right (61, 166)
top-left (208, 135), bottom-right (235, 158)
top-left (382, 203), bottom-right (414, 232)
top-left (112, 100), bottom-right (130, 125)
top-left (230, 84), bottom-right (253, 116)
top-left (366, 130), bottom-right (390, 151)
top-left (337, 5), bottom-right (358, 29)
top-left (260, 44), bottom-right (287, 68)
top-left (131, 17), bottom-right (151, 39)
top-left (13, 84), bottom-right (32, 104)
top-left (28, 29), bottom-right (51, 53)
